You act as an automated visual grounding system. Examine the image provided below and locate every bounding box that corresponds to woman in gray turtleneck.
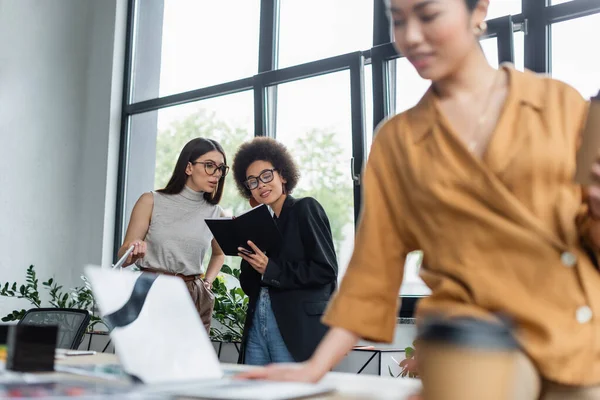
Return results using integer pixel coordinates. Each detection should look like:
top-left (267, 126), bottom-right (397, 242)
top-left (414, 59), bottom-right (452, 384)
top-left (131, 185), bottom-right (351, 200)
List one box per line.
top-left (116, 137), bottom-right (228, 333)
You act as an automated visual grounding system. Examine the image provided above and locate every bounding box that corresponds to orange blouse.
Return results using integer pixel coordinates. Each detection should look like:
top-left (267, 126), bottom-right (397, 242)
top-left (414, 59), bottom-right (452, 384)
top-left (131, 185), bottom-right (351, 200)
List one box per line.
top-left (322, 64), bottom-right (597, 385)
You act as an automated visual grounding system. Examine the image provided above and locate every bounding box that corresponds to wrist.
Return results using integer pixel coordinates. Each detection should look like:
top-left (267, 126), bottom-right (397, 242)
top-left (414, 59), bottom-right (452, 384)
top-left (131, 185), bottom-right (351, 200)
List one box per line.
top-left (305, 357), bottom-right (329, 382)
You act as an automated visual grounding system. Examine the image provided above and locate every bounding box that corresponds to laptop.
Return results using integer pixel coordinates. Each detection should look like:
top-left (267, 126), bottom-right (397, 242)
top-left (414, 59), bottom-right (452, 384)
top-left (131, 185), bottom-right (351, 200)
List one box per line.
top-left (84, 265), bottom-right (334, 400)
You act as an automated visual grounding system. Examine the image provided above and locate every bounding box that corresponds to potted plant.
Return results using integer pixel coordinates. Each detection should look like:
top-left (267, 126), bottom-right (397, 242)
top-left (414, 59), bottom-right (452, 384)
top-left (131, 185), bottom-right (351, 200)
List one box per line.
top-left (1, 264), bottom-right (250, 357)
top-left (0, 265), bottom-right (105, 329)
top-left (390, 341), bottom-right (419, 378)
top-left (0, 265), bottom-right (111, 351)
top-left (209, 264), bottom-right (248, 363)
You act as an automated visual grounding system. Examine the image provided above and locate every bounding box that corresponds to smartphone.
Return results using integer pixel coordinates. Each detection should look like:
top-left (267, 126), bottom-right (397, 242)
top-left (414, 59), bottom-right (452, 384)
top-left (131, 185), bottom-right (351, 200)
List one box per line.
top-left (238, 247), bottom-right (255, 256)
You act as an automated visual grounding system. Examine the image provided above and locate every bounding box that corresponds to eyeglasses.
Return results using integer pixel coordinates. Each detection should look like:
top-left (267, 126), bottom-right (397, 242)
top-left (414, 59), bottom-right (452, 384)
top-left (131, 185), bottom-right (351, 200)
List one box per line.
top-left (244, 169), bottom-right (278, 190)
top-left (191, 161), bottom-right (229, 177)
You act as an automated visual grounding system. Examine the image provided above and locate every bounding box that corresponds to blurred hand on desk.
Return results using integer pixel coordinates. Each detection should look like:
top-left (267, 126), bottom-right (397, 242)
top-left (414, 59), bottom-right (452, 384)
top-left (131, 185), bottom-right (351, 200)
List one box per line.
top-left (234, 361), bottom-right (322, 383)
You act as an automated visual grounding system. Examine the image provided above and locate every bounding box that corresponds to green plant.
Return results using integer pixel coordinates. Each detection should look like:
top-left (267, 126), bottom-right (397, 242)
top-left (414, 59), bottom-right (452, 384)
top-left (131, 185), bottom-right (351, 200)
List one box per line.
top-left (209, 264), bottom-right (248, 343)
top-left (0, 265), bottom-right (105, 331)
top-left (389, 341), bottom-right (419, 378)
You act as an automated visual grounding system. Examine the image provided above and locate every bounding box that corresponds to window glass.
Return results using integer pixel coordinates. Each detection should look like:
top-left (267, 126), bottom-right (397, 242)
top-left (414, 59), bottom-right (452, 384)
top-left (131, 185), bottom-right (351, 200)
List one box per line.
top-left (273, 71), bottom-right (356, 280)
top-left (131, 0), bottom-right (260, 102)
top-left (486, 0), bottom-right (521, 20)
top-left (551, 14), bottom-right (600, 99)
top-left (277, 0), bottom-right (373, 68)
top-left (126, 91), bottom-right (255, 268)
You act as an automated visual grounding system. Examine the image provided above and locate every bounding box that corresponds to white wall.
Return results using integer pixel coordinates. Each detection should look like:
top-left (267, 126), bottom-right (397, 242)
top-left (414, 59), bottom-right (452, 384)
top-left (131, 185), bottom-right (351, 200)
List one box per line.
top-left (0, 0), bottom-right (126, 317)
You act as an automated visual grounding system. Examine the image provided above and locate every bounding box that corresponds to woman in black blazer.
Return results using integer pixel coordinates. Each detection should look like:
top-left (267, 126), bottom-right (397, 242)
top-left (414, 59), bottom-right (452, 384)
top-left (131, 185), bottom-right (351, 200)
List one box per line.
top-left (232, 137), bottom-right (338, 365)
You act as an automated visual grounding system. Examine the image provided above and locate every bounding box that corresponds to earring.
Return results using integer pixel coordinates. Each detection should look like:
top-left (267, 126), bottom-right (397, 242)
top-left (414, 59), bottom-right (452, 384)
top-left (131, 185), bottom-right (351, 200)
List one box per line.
top-left (282, 183), bottom-right (287, 195)
top-left (474, 21), bottom-right (487, 36)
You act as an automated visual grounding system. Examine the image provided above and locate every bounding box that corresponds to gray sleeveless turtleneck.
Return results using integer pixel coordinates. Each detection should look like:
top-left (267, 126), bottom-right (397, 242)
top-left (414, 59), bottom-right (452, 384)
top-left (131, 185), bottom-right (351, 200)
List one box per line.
top-left (137, 185), bottom-right (223, 275)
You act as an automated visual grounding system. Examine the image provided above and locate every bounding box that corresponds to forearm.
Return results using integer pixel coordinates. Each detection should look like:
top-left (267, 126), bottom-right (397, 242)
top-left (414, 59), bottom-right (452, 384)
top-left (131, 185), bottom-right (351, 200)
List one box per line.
top-left (307, 327), bottom-right (359, 379)
top-left (117, 244), bottom-right (130, 260)
top-left (205, 254), bottom-right (225, 282)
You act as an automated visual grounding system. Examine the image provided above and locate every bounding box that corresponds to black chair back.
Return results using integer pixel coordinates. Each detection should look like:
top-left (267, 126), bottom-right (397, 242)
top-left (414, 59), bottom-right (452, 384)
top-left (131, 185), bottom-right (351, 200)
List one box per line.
top-left (18, 308), bottom-right (91, 350)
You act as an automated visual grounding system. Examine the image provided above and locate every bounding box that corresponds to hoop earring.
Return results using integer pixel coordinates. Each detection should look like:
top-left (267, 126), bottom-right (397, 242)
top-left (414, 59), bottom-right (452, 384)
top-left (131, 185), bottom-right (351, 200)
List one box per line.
top-left (282, 183), bottom-right (287, 195)
top-left (474, 21), bottom-right (487, 36)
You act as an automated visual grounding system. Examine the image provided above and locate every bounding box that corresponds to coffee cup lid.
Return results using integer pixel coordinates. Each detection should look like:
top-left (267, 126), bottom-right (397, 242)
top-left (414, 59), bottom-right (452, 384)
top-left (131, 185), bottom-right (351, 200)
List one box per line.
top-left (417, 316), bottom-right (519, 350)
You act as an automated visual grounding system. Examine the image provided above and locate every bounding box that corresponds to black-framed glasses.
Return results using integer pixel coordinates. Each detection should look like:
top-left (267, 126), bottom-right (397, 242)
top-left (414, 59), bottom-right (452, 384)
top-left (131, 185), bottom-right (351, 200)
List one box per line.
top-left (191, 161), bottom-right (229, 177)
top-left (244, 169), bottom-right (278, 190)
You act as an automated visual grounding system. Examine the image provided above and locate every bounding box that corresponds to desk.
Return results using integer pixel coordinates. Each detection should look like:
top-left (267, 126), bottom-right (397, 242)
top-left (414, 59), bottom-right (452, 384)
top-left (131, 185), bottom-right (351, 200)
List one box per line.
top-left (55, 354), bottom-right (422, 399)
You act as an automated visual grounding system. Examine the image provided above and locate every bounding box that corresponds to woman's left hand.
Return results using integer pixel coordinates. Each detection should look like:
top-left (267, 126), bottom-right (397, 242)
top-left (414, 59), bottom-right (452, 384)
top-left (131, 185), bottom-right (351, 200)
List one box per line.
top-left (238, 241), bottom-right (269, 274)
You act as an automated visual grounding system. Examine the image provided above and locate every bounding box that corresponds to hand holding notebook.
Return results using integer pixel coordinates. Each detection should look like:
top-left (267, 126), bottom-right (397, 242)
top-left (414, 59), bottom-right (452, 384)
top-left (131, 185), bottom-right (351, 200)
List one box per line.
top-left (205, 204), bottom-right (282, 256)
top-left (574, 91), bottom-right (600, 186)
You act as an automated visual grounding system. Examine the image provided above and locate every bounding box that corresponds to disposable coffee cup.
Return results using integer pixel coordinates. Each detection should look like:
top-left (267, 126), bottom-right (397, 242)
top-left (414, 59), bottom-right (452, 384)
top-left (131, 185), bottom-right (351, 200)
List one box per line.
top-left (417, 316), bottom-right (519, 400)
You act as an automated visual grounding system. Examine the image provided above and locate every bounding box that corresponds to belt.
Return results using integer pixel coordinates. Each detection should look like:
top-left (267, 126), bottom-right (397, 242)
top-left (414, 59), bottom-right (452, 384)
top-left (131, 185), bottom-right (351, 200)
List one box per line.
top-left (139, 266), bottom-right (204, 283)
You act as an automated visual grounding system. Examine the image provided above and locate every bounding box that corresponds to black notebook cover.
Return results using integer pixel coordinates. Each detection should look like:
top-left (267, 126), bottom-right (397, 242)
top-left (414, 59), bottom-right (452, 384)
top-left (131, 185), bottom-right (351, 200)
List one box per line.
top-left (205, 204), bottom-right (282, 256)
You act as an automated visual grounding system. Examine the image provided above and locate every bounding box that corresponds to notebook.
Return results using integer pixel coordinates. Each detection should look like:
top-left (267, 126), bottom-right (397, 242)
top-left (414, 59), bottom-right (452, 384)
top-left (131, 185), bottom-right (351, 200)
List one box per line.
top-left (574, 91), bottom-right (600, 185)
top-left (84, 266), bottom-right (334, 400)
top-left (205, 204), bottom-right (282, 256)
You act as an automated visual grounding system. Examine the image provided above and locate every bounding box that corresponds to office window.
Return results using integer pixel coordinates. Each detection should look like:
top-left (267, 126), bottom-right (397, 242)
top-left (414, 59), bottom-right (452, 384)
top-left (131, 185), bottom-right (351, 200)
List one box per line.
top-left (486, 0), bottom-right (521, 20)
top-left (273, 71), bottom-right (356, 277)
top-left (480, 32), bottom-right (524, 71)
top-left (514, 31), bottom-right (525, 71)
top-left (365, 64), bottom-right (374, 153)
top-left (277, 0), bottom-right (373, 68)
top-left (482, 37), bottom-right (500, 68)
top-left (551, 14), bottom-right (600, 99)
top-left (394, 58), bottom-right (430, 115)
top-left (401, 251), bottom-right (431, 296)
top-left (126, 91), bottom-right (255, 267)
top-left (131, 0), bottom-right (260, 102)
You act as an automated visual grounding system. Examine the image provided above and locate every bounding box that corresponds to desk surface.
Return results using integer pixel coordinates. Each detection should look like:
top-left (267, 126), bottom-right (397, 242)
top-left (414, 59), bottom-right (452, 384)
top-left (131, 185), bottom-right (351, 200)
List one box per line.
top-left (55, 353), bottom-right (421, 400)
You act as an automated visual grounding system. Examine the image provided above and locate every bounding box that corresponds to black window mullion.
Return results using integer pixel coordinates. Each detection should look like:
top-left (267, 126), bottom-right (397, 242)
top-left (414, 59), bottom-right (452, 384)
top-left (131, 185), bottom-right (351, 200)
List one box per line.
top-left (373, 0), bottom-right (393, 46)
top-left (496, 15), bottom-right (515, 64)
top-left (258, 0), bottom-right (278, 73)
top-left (125, 78), bottom-right (254, 115)
top-left (258, 0), bottom-right (279, 138)
top-left (371, 47), bottom-right (386, 129)
top-left (114, 0), bottom-right (137, 260)
top-left (253, 75), bottom-right (268, 137)
top-left (523, 0), bottom-right (549, 73)
top-left (372, 43), bottom-right (398, 128)
top-left (546, 0), bottom-right (600, 24)
top-left (350, 54), bottom-right (367, 224)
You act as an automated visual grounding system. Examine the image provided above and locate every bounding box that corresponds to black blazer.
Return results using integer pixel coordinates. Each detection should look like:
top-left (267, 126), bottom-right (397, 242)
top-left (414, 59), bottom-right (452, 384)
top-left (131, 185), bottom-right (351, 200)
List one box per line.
top-left (238, 196), bottom-right (338, 363)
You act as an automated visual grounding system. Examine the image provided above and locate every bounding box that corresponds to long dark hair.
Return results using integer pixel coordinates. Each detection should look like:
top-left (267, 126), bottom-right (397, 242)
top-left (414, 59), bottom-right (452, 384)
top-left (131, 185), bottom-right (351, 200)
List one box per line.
top-left (157, 138), bottom-right (226, 205)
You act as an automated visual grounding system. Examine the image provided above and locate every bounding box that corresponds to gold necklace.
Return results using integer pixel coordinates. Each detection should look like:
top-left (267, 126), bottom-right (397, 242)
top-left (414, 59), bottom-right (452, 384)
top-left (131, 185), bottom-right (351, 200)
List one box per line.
top-left (466, 69), bottom-right (503, 154)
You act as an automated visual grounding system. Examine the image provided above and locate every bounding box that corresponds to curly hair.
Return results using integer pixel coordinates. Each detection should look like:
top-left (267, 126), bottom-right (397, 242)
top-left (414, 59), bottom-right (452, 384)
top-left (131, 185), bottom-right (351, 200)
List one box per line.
top-left (232, 137), bottom-right (300, 199)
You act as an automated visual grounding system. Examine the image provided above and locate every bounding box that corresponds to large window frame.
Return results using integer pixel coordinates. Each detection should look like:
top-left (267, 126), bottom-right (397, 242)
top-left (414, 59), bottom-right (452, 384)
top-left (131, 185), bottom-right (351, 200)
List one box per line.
top-left (117, 0), bottom-right (600, 317)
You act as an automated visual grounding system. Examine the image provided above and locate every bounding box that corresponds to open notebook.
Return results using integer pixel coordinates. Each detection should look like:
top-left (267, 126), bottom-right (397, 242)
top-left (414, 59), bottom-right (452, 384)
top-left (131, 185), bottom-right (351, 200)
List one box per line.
top-left (204, 204), bottom-right (282, 256)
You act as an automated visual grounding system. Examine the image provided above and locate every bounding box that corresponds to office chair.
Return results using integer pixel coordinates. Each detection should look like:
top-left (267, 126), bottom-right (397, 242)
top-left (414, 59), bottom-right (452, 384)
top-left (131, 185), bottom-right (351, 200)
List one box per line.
top-left (18, 308), bottom-right (91, 350)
